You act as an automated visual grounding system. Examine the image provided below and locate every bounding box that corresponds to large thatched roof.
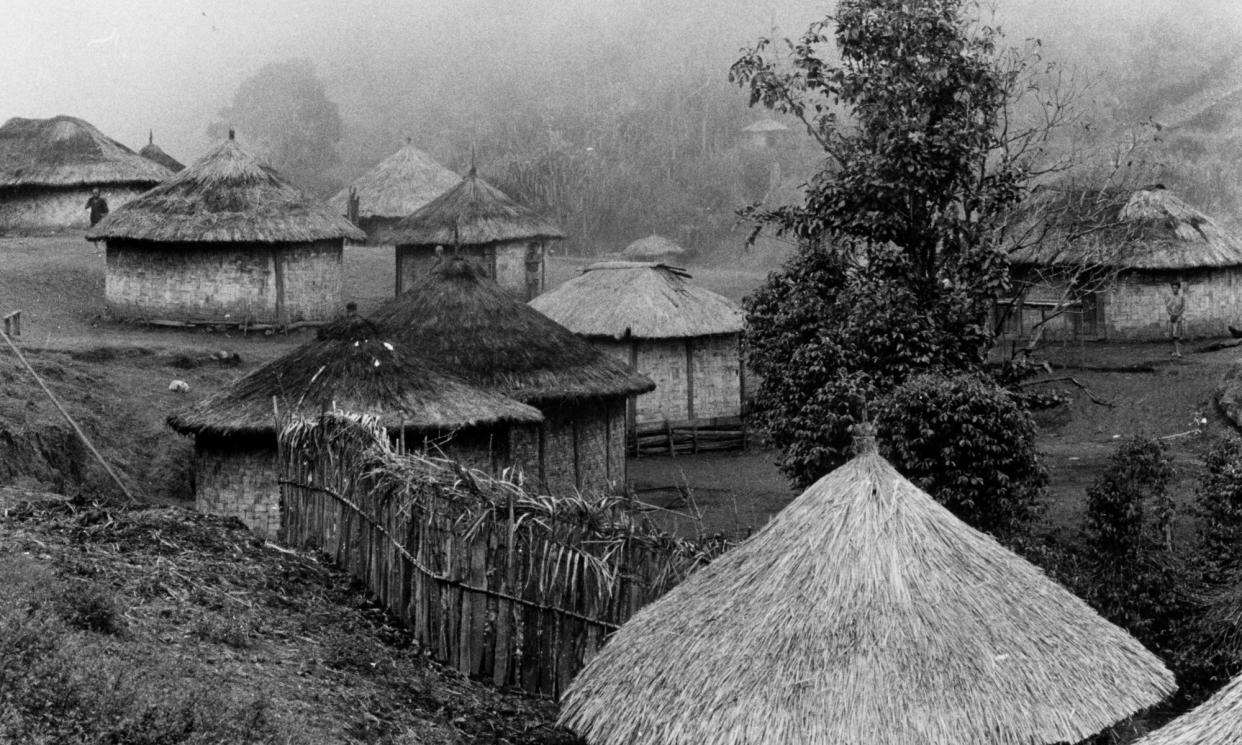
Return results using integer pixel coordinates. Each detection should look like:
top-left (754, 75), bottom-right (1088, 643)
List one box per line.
top-left (86, 133), bottom-right (364, 244)
top-left (371, 257), bottom-right (653, 404)
top-left (559, 431), bottom-right (1174, 745)
top-left (621, 234), bottom-right (686, 260)
top-left (379, 168), bottom-right (565, 246)
top-left (139, 131), bottom-right (184, 173)
top-left (1133, 675), bottom-right (1242, 745)
top-left (167, 314), bottom-right (542, 439)
top-left (0, 115), bottom-right (172, 188)
top-left (1009, 186), bottom-right (1242, 270)
top-left (529, 262), bottom-right (743, 340)
top-left (328, 141), bottom-right (459, 221)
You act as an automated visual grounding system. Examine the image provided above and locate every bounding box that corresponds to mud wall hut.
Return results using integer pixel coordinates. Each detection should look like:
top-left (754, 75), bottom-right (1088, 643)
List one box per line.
top-left (530, 262), bottom-right (745, 450)
top-left (86, 131), bottom-right (365, 327)
top-left (138, 131), bottom-right (184, 173)
top-left (168, 314), bottom-right (542, 535)
top-left (1006, 186), bottom-right (1242, 341)
top-left (620, 234), bottom-right (687, 262)
top-left (328, 140), bottom-right (459, 245)
top-left (0, 115), bottom-right (171, 232)
top-left (372, 257), bottom-right (653, 495)
top-left (380, 168), bottom-right (565, 300)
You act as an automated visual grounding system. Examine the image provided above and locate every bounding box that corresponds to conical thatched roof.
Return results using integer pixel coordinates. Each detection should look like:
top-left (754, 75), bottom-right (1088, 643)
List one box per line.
top-left (328, 141), bottom-right (459, 221)
top-left (1133, 675), bottom-right (1242, 745)
top-left (1009, 186), bottom-right (1242, 270)
top-left (559, 432), bottom-right (1175, 745)
top-left (139, 131), bottom-right (185, 173)
top-left (742, 118), bottom-right (789, 133)
top-left (621, 234), bottom-right (686, 260)
top-left (0, 115), bottom-right (172, 187)
top-left (371, 257), bottom-right (653, 404)
top-left (530, 262), bottom-right (742, 339)
top-left (167, 314), bottom-right (542, 439)
top-left (86, 133), bottom-right (364, 244)
top-left (379, 168), bottom-right (565, 246)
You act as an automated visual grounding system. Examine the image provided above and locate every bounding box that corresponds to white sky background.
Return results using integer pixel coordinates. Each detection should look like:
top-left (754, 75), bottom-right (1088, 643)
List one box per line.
top-left (1, 0), bottom-right (1240, 166)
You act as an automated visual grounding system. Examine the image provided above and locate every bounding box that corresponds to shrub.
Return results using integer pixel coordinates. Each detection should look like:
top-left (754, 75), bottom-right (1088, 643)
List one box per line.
top-left (1196, 435), bottom-right (1242, 582)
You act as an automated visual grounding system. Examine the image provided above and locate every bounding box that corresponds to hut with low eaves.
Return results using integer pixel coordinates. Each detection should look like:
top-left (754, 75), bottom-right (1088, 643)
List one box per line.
top-left (380, 168), bottom-right (565, 300)
top-left (530, 262), bottom-right (745, 453)
top-left (86, 131), bottom-right (365, 327)
top-left (1132, 674), bottom-right (1242, 745)
top-left (741, 117), bottom-right (789, 150)
top-left (560, 427), bottom-right (1175, 745)
top-left (167, 314), bottom-right (543, 535)
top-left (138, 131), bottom-right (184, 173)
top-left (1006, 185), bottom-right (1242, 341)
top-left (620, 234), bottom-right (687, 262)
top-left (328, 139), bottom-right (459, 245)
top-left (0, 115), bottom-right (171, 232)
top-left (372, 257), bottom-right (654, 495)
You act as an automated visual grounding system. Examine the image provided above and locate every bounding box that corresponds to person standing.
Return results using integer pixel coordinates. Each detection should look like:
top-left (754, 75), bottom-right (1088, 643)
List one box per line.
top-left (1167, 281), bottom-right (1186, 358)
top-left (85, 188), bottom-right (109, 227)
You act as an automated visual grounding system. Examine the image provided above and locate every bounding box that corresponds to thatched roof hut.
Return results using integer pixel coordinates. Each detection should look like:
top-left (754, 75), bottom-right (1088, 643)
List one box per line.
top-left (560, 429), bottom-right (1175, 745)
top-left (382, 168), bottom-right (565, 299)
top-left (327, 140), bottom-right (459, 241)
top-left (0, 115), bottom-right (172, 231)
top-left (741, 117), bottom-right (789, 149)
top-left (138, 131), bottom-right (184, 173)
top-left (1133, 675), bottom-right (1242, 745)
top-left (741, 118), bottom-right (789, 135)
top-left (85, 131), bottom-right (364, 327)
top-left (620, 235), bottom-right (687, 262)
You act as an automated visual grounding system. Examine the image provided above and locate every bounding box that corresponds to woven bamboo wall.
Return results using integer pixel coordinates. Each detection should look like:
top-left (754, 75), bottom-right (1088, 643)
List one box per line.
top-left (194, 443), bottom-right (281, 536)
top-left (0, 184), bottom-right (148, 231)
top-left (396, 241), bottom-right (545, 299)
top-left (595, 336), bottom-right (742, 426)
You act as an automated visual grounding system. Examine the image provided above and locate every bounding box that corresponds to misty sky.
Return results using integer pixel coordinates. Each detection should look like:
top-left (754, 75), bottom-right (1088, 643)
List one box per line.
top-left (3, 0), bottom-right (1240, 167)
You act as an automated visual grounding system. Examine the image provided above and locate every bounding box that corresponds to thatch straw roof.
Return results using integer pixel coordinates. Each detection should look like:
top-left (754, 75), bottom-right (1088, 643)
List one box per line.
top-left (138, 131), bottom-right (184, 173)
top-left (379, 168), bottom-right (565, 246)
top-left (1009, 186), bottom-right (1242, 270)
top-left (742, 118), bottom-right (789, 133)
top-left (559, 431), bottom-right (1174, 745)
top-left (372, 257), bottom-right (653, 404)
top-left (621, 234), bottom-right (686, 260)
top-left (1133, 675), bottom-right (1242, 745)
top-left (167, 314), bottom-right (542, 439)
top-left (0, 115), bottom-right (172, 188)
top-left (529, 262), bottom-right (743, 339)
top-left (328, 141), bottom-right (459, 221)
top-left (86, 133), bottom-right (364, 243)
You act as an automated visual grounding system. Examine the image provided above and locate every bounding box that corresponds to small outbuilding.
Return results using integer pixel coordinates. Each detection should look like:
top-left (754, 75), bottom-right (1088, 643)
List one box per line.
top-left (620, 234), bottom-right (687, 262)
top-left (380, 168), bottom-right (565, 300)
top-left (86, 131), bottom-right (365, 327)
top-left (1006, 185), bottom-right (1242, 341)
top-left (741, 117), bottom-right (789, 150)
top-left (168, 314), bottom-right (543, 536)
top-left (372, 257), bottom-right (654, 495)
top-left (1132, 674), bottom-right (1242, 745)
top-left (138, 131), bottom-right (184, 173)
top-left (560, 427), bottom-right (1174, 745)
top-left (328, 139), bottom-right (459, 244)
top-left (530, 261), bottom-right (745, 453)
top-left (0, 115), bottom-right (171, 232)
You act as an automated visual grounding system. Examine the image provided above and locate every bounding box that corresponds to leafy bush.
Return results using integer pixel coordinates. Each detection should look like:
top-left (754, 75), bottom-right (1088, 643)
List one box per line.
top-left (1196, 435), bottom-right (1242, 582)
top-left (875, 372), bottom-right (1046, 538)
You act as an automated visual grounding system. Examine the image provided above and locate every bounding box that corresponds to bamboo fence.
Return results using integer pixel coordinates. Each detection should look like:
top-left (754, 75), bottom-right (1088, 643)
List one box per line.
top-left (277, 412), bottom-right (725, 698)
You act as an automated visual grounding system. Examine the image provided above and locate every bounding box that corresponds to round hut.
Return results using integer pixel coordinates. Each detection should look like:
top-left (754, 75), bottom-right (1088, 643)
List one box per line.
top-left (0, 115), bottom-right (171, 232)
top-left (167, 314), bottom-right (543, 536)
top-left (530, 261), bottom-right (745, 453)
top-left (138, 131), bottom-right (185, 173)
top-left (380, 168), bottom-right (565, 300)
top-left (328, 139), bottom-right (459, 244)
top-left (1007, 185), bottom-right (1242, 341)
top-left (372, 257), bottom-right (654, 495)
top-left (741, 117), bottom-right (789, 150)
top-left (559, 427), bottom-right (1175, 745)
top-left (1133, 674), bottom-right (1242, 745)
top-left (86, 131), bottom-right (365, 327)
top-left (620, 234), bottom-right (687, 262)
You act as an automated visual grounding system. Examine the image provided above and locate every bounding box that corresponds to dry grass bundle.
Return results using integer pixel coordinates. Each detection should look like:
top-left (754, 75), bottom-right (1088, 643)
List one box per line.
top-left (559, 432), bottom-right (1175, 745)
top-left (1009, 186), bottom-right (1242, 270)
top-left (0, 115), bottom-right (171, 187)
top-left (138, 132), bottom-right (184, 173)
top-left (371, 257), bottom-right (653, 403)
top-left (328, 141), bottom-right (459, 220)
top-left (621, 234), bottom-right (687, 260)
top-left (85, 135), bottom-right (365, 243)
top-left (379, 168), bottom-right (564, 246)
top-left (167, 314), bottom-right (542, 439)
top-left (1133, 675), bottom-right (1242, 745)
top-left (530, 261), bottom-right (743, 339)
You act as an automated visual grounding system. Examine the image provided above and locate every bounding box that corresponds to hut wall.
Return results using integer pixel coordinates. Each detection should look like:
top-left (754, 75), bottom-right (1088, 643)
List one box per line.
top-left (690, 334), bottom-right (743, 419)
top-left (0, 184), bottom-right (149, 232)
top-left (396, 240), bottom-right (545, 299)
top-left (194, 443), bottom-right (281, 537)
top-left (520, 402), bottom-right (624, 496)
top-left (105, 239), bottom-right (342, 324)
top-left (634, 339), bottom-right (691, 425)
top-left (594, 337), bottom-right (742, 426)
